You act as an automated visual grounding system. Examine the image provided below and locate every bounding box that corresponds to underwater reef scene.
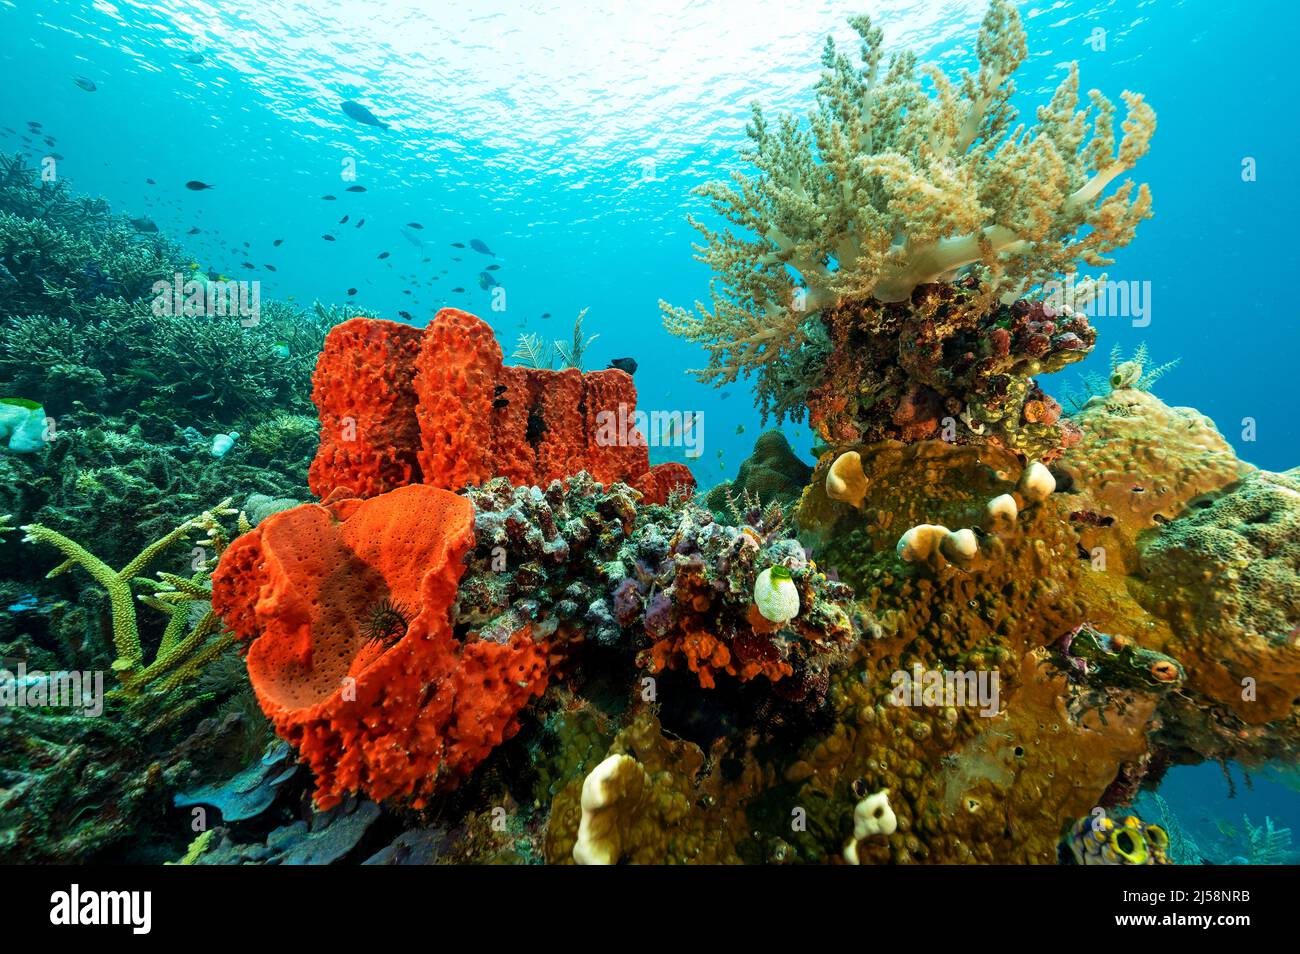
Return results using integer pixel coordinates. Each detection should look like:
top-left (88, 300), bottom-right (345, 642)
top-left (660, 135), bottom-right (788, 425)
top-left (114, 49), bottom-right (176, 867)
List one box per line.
top-left (0, 0), bottom-right (1297, 873)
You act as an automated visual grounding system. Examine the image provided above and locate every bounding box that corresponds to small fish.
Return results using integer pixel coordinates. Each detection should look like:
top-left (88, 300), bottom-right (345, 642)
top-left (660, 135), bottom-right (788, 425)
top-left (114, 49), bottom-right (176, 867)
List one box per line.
top-left (406, 222), bottom-right (423, 230)
top-left (241, 261), bottom-right (256, 269)
top-left (272, 342), bottom-right (290, 358)
top-left (74, 76), bottom-right (97, 92)
top-left (452, 286), bottom-right (465, 293)
top-left (345, 185), bottom-right (366, 193)
top-left (322, 194), bottom-right (337, 200)
top-left (130, 216), bottom-right (159, 232)
top-left (492, 398), bottom-right (509, 409)
top-left (186, 227), bottom-right (201, 235)
top-left (185, 51), bottom-right (205, 64)
top-left (265, 264), bottom-right (277, 271)
top-left (340, 100), bottom-right (389, 129)
top-left (607, 357), bottom-right (638, 375)
top-left (378, 251), bottom-right (390, 259)
top-left (719, 390), bottom-right (731, 400)
top-left (485, 264), bottom-right (500, 271)
top-left (273, 238), bottom-right (284, 246)
top-left (322, 234), bottom-right (336, 242)
top-left (469, 238), bottom-right (494, 256)
top-left (478, 271), bottom-right (497, 289)
top-left (48, 152), bottom-right (63, 160)
top-left (339, 214), bottom-right (349, 224)
top-left (146, 178), bottom-right (157, 185)
top-left (347, 287), bottom-right (357, 295)
top-left (186, 180), bottom-right (215, 190)
top-left (735, 425), bottom-right (745, 435)
top-left (450, 242), bottom-right (465, 248)
top-left (356, 218), bottom-right (365, 228)
top-left (494, 384), bottom-right (508, 395)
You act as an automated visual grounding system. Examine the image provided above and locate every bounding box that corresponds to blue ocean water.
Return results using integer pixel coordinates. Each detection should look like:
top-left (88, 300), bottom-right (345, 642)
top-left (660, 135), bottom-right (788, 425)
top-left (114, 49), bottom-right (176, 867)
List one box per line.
top-left (1, 0), bottom-right (1297, 857)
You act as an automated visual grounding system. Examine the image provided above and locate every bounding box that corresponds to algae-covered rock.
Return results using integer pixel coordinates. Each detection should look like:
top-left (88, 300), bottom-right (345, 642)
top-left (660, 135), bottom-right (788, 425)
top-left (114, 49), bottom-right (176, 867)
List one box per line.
top-left (1137, 468), bottom-right (1300, 723)
top-left (706, 430), bottom-right (813, 515)
top-left (1057, 389), bottom-right (1252, 571)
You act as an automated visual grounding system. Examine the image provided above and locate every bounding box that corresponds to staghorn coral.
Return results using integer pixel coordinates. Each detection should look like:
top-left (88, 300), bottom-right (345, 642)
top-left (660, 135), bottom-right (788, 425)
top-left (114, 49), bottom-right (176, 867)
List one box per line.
top-left (662, 0), bottom-right (1154, 423)
top-left (21, 498), bottom-right (240, 700)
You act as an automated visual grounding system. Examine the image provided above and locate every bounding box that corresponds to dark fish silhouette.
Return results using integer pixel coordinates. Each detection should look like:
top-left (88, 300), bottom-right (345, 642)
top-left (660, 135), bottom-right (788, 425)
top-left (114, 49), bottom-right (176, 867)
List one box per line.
top-left (129, 217), bottom-right (158, 232)
top-left (341, 100), bottom-right (388, 129)
top-left (146, 177), bottom-right (156, 185)
top-left (347, 287), bottom-right (357, 295)
top-left (345, 185), bottom-right (366, 193)
top-left (273, 238), bottom-right (284, 246)
top-left (185, 180), bottom-right (214, 190)
top-left (378, 251), bottom-right (390, 259)
top-left (186, 227), bottom-right (201, 234)
top-left (541, 312), bottom-right (552, 319)
top-left (185, 52), bottom-right (205, 64)
top-left (485, 264), bottom-right (500, 271)
top-left (478, 272), bottom-right (497, 290)
top-left (608, 357), bottom-right (638, 375)
top-left (398, 310), bottom-right (414, 320)
top-left (492, 398), bottom-right (509, 409)
top-left (75, 76), bottom-right (97, 92)
top-left (322, 194), bottom-right (337, 200)
top-left (340, 215), bottom-right (349, 224)
top-left (450, 242), bottom-right (465, 248)
top-left (322, 234), bottom-right (336, 242)
top-left (356, 218), bottom-right (365, 228)
top-left (452, 286), bottom-right (465, 293)
top-left (469, 238), bottom-right (494, 255)
top-left (406, 222), bottom-right (423, 229)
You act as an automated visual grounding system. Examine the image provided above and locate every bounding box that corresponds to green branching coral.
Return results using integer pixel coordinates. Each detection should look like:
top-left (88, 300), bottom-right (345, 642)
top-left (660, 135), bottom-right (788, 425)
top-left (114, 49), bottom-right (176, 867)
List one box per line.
top-left (663, 0), bottom-right (1155, 400)
top-left (20, 498), bottom-right (241, 700)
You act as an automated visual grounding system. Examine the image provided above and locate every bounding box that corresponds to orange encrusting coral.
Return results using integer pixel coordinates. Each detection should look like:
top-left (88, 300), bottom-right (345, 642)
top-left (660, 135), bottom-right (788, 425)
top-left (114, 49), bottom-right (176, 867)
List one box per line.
top-left (307, 308), bottom-right (694, 504)
top-left (211, 484), bottom-right (549, 809)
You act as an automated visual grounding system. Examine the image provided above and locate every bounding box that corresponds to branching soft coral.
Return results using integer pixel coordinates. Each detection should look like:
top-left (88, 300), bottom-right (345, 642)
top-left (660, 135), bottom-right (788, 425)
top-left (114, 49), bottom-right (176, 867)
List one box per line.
top-left (663, 0), bottom-right (1155, 417)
